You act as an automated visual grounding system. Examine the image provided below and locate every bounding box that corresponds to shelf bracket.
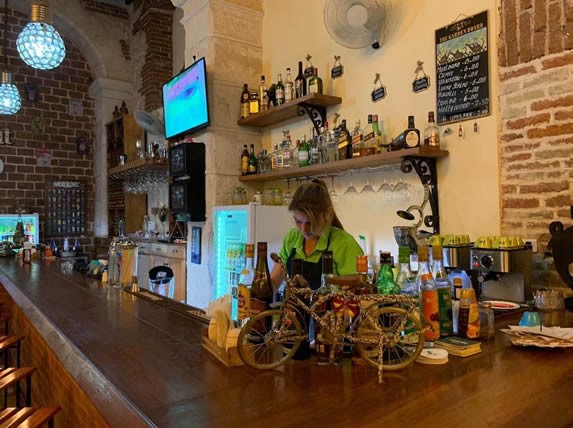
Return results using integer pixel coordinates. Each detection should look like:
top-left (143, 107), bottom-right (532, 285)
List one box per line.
top-left (297, 103), bottom-right (326, 135)
top-left (400, 156), bottom-right (440, 234)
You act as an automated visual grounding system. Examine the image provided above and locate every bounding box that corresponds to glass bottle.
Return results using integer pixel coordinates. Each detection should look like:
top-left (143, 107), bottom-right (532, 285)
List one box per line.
top-left (249, 242), bottom-right (274, 331)
top-left (403, 115), bottom-right (420, 148)
top-left (248, 144), bottom-right (258, 174)
top-left (284, 68), bottom-right (294, 102)
top-left (310, 133), bottom-right (320, 165)
top-left (295, 61), bottom-right (306, 98)
top-left (275, 74), bottom-right (285, 105)
top-left (291, 139), bottom-right (300, 166)
top-left (258, 75), bottom-right (268, 112)
top-left (362, 115), bottom-right (377, 156)
top-left (376, 251), bottom-right (397, 295)
top-left (351, 120), bottom-right (364, 158)
top-left (325, 129), bottom-right (338, 163)
top-left (282, 134), bottom-right (291, 169)
top-left (308, 67), bottom-right (323, 94)
top-left (291, 258), bottom-right (310, 360)
top-left (396, 246), bottom-right (416, 296)
top-left (275, 143), bottom-right (284, 169)
top-left (337, 120), bottom-right (351, 160)
top-left (240, 83), bottom-right (250, 119)
top-left (416, 245), bottom-right (440, 341)
top-left (431, 244), bottom-right (453, 337)
top-left (235, 244), bottom-right (255, 327)
top-left (240, 144), bottom-right (249, 176)
top-left (298, 135), bottom-right (310, 167)
top-left (314, 251), bottom-right (336, 365)
top-left (423, 111), bottom-right (440, 147)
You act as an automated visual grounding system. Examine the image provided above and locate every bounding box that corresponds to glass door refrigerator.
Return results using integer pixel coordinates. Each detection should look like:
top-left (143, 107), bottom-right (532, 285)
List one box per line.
top-left (0, 213), bottom-right (40, 244)
top-left (212, 203), bottom-right (292, 314)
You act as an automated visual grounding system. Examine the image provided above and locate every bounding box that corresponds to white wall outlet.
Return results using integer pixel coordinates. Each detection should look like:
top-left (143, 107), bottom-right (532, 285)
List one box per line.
top-left (524, 238), bottom-right (538, 253)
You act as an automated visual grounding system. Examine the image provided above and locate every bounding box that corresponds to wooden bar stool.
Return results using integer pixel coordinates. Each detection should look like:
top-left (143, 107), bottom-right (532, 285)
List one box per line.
top-left (0, 368), bottom-right (36, 408)
top-left (0, 407), bottom-right (60, 428)
top-left (0, 338), bottom-right (24, 369)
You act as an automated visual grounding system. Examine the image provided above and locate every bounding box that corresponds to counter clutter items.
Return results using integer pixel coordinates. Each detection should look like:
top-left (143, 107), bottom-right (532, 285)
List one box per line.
top-left (501, 325), bottom-right (573, 348)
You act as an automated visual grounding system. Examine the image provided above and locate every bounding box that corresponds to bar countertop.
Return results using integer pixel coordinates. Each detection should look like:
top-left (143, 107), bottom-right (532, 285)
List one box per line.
top-left (0, 257), bottom-right (572, 427)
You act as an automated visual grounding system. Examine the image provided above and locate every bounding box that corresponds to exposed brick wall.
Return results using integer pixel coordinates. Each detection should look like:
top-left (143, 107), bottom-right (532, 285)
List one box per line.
top-left (498, 0), bottom-right (573, 252)
top-left (0, 8), bottom-right (96, 255)
top-left (132, 0), bottom-right (174, 111)
top-left (80, 0), bottom-right (129, 19)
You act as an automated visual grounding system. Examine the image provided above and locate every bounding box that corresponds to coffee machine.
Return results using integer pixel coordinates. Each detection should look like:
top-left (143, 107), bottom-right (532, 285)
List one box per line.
top-left (470, 247), bottom-right (532, 303)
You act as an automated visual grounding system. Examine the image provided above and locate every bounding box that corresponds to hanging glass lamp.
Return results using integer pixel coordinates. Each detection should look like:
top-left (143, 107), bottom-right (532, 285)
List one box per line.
top-left (0, 71), bottom-right (21, 114)
top-left (16, 2), bottom-right (65, 70)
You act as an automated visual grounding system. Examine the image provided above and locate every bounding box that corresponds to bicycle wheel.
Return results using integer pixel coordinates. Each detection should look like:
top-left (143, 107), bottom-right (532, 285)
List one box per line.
top-left (237, 309), bottom-right (304, 370)
top-left (355, 305), bottom-right (424, 370)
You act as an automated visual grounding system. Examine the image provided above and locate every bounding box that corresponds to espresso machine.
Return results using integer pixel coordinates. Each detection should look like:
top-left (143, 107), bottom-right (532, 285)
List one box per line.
top-left (470, 246), bottom-right (533, 303)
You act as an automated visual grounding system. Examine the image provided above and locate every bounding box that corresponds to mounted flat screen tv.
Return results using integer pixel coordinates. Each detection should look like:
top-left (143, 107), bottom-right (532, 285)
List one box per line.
top-left (162, 57), bottom-right (210, 140)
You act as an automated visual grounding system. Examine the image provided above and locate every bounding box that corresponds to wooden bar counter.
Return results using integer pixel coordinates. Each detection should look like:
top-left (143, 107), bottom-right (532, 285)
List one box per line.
top-left (0, 257), bottom-right (572, 427)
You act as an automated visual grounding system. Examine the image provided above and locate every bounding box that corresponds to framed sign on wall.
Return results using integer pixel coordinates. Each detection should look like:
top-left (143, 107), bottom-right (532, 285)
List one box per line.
top-left (45, 180), bottom-right (86, 236)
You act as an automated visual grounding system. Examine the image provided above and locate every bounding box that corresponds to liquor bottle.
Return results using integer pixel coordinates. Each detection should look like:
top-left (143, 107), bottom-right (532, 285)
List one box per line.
top-left (249, 91), bottom-right (259, 115)
top-left (416, 245), bottom-right (440, 341)
top-left (240, 83), bottom-right (250, 119)
top-left (423, 111), bottom-right (440, 147)
top-left (236, 243), bottom-right (255, 327)
top-left (248, 144), bottom-right (258, 174)
top-left (318, 125), bottom-right (327, 164)
top-left (295, 61), bottom-right (306, 98)
top-left (298, 135), bottom-right (310, 167)
top-left (362, 115), bottom-right (377, 156)
top-left (314, 250), bottom-right (335, 366)
top-left (431, 244), bottom-right (453, 337)
top-left (310, 133), bottom-right (320, 165)
top-left (308, 67), bottom-right (323, 94)
top-left (389, 115), bottom-right (420, 151)
top-left (337, 120), bottom-right (351, 160)
top-left (275, 142), bottom-right (284, 169)
top-left (374, 115), bottom-right (388, 152)
top-left (282, 134), bottom-right (291, 169)
top-left (249, 242), bottom-right (274, 331)
top-left (291, 139), bottom-right (300, 166)
top-left (325, 129), bottom-right (338, 163)
top-left (458, 288), bottom-right (480, 339)
top-left (259, 75), bottom-right (269, 112)
top-left (351, 120), bottom-right (364, 158)
top-left (240, 144), bottom-right (249, 176)
top-left (275, 74), bottom-right (285, 105)
top-left (396, 246), bottom-right (416, 296)
top-left (376, 251), bottom-right (398, 295)
top-left (270, 144), bottom-right (278, 170)
top-left (284, 68), bottom-right (294, 102)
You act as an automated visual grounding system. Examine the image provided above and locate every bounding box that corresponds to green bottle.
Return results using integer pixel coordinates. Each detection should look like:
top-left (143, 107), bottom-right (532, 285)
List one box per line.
top-left (376, 251), bottom-right (397, 295)
top-left (298, 135), bottom-right (310, 167)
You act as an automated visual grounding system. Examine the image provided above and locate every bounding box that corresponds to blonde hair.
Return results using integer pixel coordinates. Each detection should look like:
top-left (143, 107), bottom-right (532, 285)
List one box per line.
top-left (288, 179), bottom-right (343, 235)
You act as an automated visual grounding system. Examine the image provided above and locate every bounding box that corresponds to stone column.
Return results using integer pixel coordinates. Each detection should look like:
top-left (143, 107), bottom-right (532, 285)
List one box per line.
top-left (172, 0), bottom-right (263, 309)
top-left (88, 78), bottom-right (137, 237)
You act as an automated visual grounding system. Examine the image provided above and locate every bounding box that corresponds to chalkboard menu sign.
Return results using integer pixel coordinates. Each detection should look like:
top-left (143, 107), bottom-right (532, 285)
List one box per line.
top-left (435, 11), bottom-right (490, 124)
top-left (46, 180), bottom-right (86, 236)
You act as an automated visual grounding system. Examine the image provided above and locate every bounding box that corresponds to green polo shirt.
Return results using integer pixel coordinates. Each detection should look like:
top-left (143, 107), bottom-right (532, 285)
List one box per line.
top-left (278, 225), bottom-right (363, 276)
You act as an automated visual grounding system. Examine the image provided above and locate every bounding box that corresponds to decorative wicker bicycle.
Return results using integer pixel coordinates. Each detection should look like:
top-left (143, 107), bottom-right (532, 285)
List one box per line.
top-left (237, 254), bottom-right (425, 383)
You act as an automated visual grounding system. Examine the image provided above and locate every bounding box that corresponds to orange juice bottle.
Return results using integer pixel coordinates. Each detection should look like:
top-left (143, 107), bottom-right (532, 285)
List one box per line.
top-left (416, 245), bottom-right (440, 341)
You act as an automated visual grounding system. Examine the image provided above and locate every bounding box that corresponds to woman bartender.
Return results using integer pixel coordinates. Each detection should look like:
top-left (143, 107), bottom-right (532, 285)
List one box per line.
top-left (271, 179), bottom-right (363, 290)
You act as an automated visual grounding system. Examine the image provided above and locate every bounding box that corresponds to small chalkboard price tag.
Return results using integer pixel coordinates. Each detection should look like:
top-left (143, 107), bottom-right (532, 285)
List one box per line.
top-left (371, 73), bottom-right (387, 102)
top-left (304, 54), bottom-right (314, 78)
top-left (412, 60), bottom-right (430, 93)
top-left (331, 56), bottom-right (344, 79)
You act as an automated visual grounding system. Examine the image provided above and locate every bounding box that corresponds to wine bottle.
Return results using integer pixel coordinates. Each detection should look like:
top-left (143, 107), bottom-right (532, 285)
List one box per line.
top-left (351, 120), bottom-right (364, 158)
top-left (362, 115), bottom-right (376, 156)
top-left (308, 67), bottom-right (323, 94)
top-left (240, 144), bottom-right (249, 176)
top-left (248, 144), bottom-right (257, 174)
top-left (376, 251), bottom-right (398, 295)
top-left (250, 242), bottom-right (274, 331)
top-left (423, 111), bottom-right (440, 147)
top-left (275, 74), bottom-right (285, 105)
top-left (298, 135), bottom-right (310, 167)
top-left (314, 251), bottom-right (339, 365)
top-left (284, 68), bottom-right (294, 102)
top-left (389, 115), bottom-right (420, 151)
top-left (236, 243), bottom-right (255, 327)
top-left (295, 61), bottom-right (307, 98)
top-left (240, 83), bottom-right (250, 119)
top-left (259, 75), bottom-right (268, 112)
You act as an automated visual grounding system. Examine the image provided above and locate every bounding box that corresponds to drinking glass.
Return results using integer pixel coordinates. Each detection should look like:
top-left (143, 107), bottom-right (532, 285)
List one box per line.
top-left (360, 173), bottom-right (375, 194)
top-left (283, 178), bottom-right (292, 205)
top-left (344, 171), bottom-right (358, 195)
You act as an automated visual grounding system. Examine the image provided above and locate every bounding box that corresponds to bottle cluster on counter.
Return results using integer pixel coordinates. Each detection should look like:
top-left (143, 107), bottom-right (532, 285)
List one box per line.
top-left (239, 111), bottom-right (441, 175)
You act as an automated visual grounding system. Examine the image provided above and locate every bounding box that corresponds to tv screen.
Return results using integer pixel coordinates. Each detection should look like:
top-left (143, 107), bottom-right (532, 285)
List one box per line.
top-left (162, 57), bottom-right (210, 140)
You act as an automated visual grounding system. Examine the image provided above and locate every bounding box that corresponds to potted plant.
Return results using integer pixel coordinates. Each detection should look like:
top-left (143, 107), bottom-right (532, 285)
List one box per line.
top-left (232, 186), bottom-right (247, 205)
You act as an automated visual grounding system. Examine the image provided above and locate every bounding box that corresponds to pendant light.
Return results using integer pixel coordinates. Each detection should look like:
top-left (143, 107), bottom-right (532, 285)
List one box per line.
top-left (16, 0), bottom-right (65, 70)
top-left (0, 0), bottom-right (20, 115)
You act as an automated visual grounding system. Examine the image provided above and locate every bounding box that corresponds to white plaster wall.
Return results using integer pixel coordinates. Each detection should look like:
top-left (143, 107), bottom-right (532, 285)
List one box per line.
top-left (261, 0), bottom-right (501, 252)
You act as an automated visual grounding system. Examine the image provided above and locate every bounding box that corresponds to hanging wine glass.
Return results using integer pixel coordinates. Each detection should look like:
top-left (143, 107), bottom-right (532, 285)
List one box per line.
top-left (344, 170), bottom-right (358, 195)
top-left (283, 178), bottom-right (292, 205)
top-left (360, 171), bottom-right (375, 193)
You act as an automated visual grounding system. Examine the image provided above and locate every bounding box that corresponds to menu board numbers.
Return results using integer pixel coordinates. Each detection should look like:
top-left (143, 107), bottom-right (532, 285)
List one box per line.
top-left (435, 11), bottom-right (490, 124)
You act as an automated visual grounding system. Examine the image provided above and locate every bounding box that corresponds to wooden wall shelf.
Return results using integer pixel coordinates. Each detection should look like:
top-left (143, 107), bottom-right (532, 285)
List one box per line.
top-left (237, 93), bottom-right (342, 130)
top-left (238, 146), bottom-right (448, 183)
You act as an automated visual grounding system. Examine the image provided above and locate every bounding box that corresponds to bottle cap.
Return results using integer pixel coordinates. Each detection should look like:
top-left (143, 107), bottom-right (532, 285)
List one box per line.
top-left (379, 250), bottom-right (392, 265)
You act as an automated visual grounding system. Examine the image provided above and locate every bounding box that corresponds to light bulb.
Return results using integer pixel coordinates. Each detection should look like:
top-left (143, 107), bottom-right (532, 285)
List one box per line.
top-left (0, 72), bottom-right (21, 115)
top-left (16, 3), bottom-right (65, 70)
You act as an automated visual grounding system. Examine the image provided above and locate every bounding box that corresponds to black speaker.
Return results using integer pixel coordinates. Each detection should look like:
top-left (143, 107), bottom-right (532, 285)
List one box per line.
top-left (169, 142), bottom-right (205, 221)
